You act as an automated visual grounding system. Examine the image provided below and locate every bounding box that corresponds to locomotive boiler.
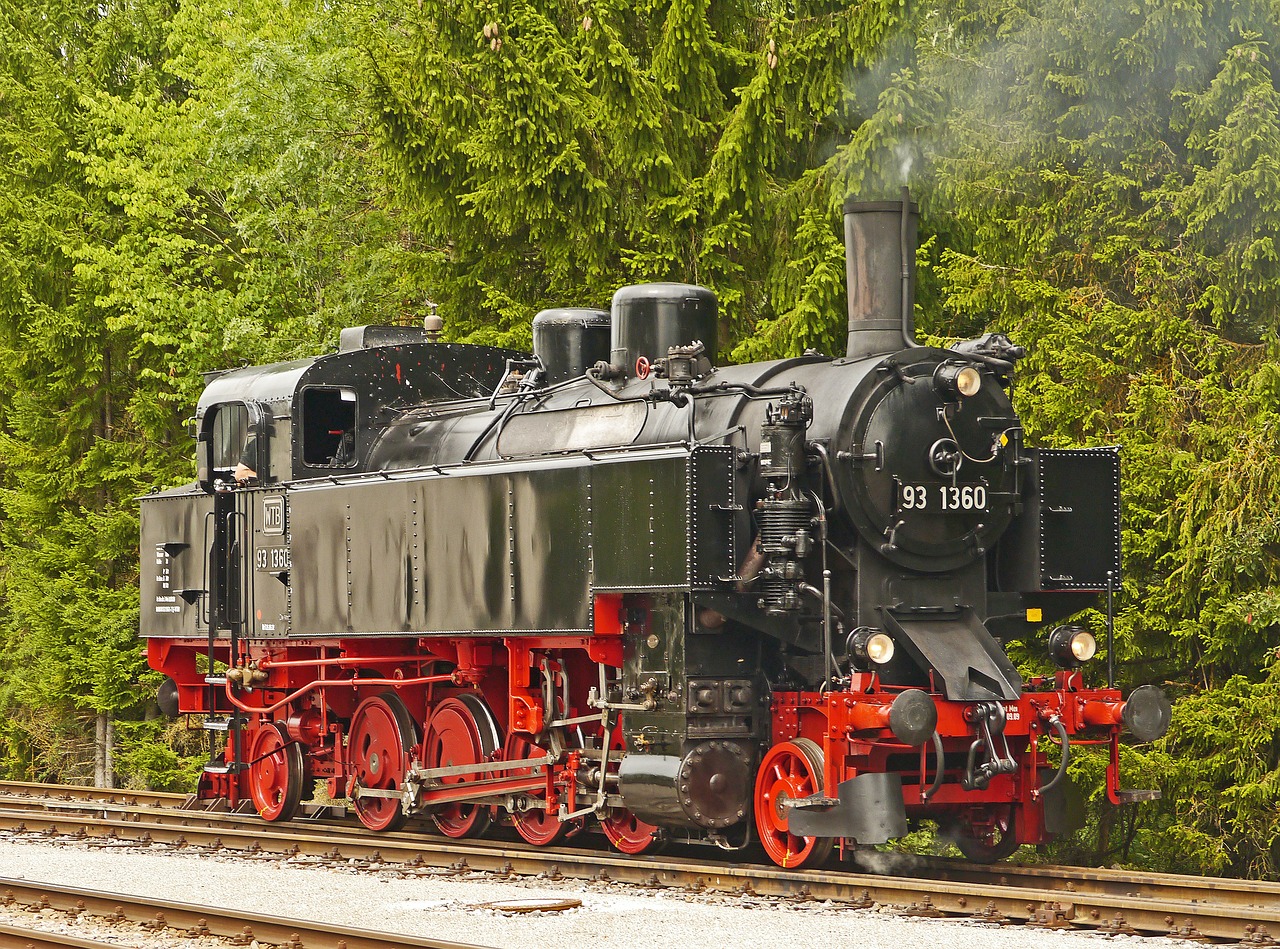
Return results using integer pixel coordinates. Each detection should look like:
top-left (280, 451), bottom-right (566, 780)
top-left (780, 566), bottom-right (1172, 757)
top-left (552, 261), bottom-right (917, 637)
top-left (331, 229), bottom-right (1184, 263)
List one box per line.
top-left (141, 194), bottom-right (1171, 866)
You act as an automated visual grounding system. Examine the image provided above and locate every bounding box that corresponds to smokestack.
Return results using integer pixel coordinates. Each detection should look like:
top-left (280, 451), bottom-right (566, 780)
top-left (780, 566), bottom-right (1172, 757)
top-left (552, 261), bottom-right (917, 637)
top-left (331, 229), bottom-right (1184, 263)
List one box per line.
top-left (843, 190), bottom-right (918, 359)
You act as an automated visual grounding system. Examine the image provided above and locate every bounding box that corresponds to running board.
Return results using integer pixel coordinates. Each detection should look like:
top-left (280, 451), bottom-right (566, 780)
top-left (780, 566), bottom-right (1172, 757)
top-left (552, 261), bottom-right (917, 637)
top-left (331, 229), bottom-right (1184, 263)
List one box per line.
top-left (201, 716), bottom-right (247, 732)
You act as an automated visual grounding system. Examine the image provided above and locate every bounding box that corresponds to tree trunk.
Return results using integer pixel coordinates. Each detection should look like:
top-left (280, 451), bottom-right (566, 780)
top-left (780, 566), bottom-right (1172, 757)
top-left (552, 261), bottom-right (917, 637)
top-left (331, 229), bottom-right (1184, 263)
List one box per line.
top-left (93, 714), bottom-right (105, 787)
top-left (94, 713), bottom-right (114, 789)
top-left (106, 718), bottom-right (115, 789)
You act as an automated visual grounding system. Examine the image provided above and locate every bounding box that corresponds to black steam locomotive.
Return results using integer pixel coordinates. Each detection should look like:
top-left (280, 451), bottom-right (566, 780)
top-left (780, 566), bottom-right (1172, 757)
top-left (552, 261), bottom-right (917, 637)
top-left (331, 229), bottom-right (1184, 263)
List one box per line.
top-left (142, 195), bottom-right (1169, 866)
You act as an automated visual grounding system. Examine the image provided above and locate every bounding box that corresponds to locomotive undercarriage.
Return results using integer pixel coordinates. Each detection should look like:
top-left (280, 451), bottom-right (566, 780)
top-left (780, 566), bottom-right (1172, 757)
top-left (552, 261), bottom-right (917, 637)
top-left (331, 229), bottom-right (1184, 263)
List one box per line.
top-left (150, 580), bottom-right (1151, 867)
top-left (759, 670), bottom-right (1148, 867)
top-left (155, 621), bottom-right (671, 850)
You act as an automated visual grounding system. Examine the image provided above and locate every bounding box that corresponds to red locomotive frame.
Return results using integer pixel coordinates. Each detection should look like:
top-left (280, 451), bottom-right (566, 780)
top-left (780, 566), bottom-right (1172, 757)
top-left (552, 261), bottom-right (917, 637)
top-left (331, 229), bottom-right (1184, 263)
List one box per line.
top-left (151, 589), bottom-right (1146, 865)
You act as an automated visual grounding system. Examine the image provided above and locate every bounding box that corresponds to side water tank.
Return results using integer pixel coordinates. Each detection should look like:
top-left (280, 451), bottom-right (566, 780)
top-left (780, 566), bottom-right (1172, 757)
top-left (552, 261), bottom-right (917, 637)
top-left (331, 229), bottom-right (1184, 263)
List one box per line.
top-left (610, 283), bottom-right (718, 376)
top-left (532, 308), bottom-right (611, 383)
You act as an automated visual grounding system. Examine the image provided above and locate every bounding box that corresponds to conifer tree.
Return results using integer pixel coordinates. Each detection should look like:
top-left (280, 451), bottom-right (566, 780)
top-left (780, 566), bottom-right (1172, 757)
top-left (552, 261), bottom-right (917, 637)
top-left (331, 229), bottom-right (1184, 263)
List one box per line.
top-left (916, 0), bottom-right (1280, 873)
top-left (2, 0), bottom-right (1280, 878)
top-left (367, 0), bottom-right (909, 352)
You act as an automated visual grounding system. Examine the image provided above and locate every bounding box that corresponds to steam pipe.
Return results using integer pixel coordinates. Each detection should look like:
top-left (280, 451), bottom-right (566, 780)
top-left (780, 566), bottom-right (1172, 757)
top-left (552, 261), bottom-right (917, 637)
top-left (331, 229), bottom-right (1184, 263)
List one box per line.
top-left (900, 186), bottom-right (921, 350)
top-left (921, 731), bottom-right (945, 801)
top-left (223, 672), bottom-right (455, 716)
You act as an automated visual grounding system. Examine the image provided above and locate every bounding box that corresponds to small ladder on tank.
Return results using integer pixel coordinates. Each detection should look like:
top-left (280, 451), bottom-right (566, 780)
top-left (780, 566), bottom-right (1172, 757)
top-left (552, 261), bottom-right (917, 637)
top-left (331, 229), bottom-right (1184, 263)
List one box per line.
top-left (200, 498), bottom-right (247, 779)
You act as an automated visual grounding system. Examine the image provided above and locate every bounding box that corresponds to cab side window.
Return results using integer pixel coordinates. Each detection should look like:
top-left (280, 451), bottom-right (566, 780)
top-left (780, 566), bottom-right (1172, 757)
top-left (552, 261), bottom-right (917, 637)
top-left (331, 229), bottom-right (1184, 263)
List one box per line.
top-left (209, 403), bottom-right (250, 472)
top-left (301, 387), bottom-right (357, 467)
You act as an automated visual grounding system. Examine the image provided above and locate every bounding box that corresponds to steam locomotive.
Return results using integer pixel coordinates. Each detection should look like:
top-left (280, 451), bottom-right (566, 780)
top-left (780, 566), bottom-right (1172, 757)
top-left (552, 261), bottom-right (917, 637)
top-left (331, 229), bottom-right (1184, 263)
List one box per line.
top-left (142, 195), bottom-right (1170, 867)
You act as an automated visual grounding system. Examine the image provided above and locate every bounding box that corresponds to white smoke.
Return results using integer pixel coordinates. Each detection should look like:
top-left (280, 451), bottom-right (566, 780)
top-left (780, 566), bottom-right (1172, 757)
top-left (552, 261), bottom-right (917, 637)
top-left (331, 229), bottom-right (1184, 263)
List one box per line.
top-left (850, 847), bottom-right (932, 875)
top-left (896, 143), bottom-right (916, 189)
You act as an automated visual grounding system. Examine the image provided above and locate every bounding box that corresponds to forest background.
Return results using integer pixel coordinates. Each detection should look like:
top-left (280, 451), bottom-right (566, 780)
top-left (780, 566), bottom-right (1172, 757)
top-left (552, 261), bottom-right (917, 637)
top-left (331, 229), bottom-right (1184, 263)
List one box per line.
top-left (2, 0), bottom-right (1279, 878)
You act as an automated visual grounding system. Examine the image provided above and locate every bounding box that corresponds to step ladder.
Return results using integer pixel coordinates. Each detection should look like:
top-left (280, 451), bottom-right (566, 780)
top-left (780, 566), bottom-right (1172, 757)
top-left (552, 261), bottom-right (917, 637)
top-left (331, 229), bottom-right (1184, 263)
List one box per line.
top-left (200, 493), bottom-right (248, 780)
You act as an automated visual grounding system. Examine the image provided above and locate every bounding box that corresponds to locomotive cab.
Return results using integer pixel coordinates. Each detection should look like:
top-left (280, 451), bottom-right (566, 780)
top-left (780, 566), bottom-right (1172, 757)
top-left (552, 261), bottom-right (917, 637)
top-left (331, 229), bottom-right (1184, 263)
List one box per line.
top-left (194, 332), bottom-right (525, 489)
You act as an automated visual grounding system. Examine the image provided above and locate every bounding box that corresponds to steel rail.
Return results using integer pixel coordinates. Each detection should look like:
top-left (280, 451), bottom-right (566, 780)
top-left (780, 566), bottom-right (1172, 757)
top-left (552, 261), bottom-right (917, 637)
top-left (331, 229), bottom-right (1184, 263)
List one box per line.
top-left (6, 784), bottom-right (1278, 928)
top-left (0, 876), bottom-right (494, 949)
top-left (0, 780), bottom-right (186, 809)
top-left (5, 799), bottom-right (1274, 942)
top-left (2, 784), bottom-right (1278, 942)
top-left (916, 854), bottom-right (1280, 919)
top-left (0, 919), bottom-right (128, 949)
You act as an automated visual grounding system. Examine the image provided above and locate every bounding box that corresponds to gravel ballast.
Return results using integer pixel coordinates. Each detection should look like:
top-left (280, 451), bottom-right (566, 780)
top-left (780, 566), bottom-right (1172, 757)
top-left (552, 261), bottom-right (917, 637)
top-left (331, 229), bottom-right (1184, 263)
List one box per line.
top-left (0, 834), bottom-right (1181, 949)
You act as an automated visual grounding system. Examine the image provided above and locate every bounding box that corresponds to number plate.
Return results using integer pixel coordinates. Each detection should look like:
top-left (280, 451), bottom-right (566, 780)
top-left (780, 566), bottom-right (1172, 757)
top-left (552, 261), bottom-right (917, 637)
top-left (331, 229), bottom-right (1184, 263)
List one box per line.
top-left (255, 546), bottom-right (292, 572)
top-left (897, 481), bottom-right (990, 513)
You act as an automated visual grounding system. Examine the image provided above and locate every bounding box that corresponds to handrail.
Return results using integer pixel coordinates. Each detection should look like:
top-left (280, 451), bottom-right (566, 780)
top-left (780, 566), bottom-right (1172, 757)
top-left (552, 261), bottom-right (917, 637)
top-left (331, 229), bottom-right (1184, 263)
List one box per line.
top-left (223, 673), bottom-right (455, 716)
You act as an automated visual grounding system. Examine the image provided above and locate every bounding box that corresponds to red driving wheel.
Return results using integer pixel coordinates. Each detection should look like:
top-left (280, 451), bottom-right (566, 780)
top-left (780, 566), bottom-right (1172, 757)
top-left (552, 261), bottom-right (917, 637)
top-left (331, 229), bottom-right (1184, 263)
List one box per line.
top-left (347, 692), bottom-right (417, 832)
top-left (600, 807), bottom-right (660, 854)
top-left (503, 731), bottom-right (568, 846)
top-left (246, 721), bottom-right (303, 822)
top-left (754, 739), bottom-right (834, 868)
top-left (599, 726), bottom-right (660, 854)
top-left (423, 693), bottom-right (500, 839)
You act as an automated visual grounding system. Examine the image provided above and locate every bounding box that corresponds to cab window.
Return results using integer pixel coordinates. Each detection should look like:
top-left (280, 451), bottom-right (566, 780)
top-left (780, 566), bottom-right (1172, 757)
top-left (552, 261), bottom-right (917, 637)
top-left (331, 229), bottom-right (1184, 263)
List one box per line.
top-left (301, 386), bottom-right (357, 467)
top-left (209, 403), bottom-right (250, 471)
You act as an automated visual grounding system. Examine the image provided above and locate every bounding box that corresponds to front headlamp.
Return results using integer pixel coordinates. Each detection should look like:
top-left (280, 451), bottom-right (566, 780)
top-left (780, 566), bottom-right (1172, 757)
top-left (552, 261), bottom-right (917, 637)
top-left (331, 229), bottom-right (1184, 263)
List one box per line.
top-left (848, 628), bottom-right (895, 665)
top-left (934, 362), bottom-right (983, 399)
top-left (1048, 625), bottom-right (1097, 668)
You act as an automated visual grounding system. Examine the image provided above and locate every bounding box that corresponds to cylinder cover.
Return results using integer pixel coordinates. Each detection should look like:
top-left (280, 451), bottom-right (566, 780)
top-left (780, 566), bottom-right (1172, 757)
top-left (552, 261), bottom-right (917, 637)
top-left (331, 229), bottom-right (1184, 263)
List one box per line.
top-left (618, 741), bottom-right (751, 829)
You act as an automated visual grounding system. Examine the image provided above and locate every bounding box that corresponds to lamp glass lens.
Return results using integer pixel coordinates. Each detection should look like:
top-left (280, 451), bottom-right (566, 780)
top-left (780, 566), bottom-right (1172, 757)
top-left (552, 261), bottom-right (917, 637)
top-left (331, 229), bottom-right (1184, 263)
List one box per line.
top-left (866, 633), bottom-right (895, 664)
top-left (956, 366), bottom-right (982, 397)
top-left (1070, 632), bottom-right (1097, 662)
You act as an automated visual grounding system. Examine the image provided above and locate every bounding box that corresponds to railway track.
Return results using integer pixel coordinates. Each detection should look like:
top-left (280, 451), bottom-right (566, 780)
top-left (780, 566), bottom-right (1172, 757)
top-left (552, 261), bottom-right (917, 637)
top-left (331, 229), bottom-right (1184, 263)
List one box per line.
top-left (1, 781), bottom-right (1276, 943)
top-left (0, 875), bottom-right (493, 949)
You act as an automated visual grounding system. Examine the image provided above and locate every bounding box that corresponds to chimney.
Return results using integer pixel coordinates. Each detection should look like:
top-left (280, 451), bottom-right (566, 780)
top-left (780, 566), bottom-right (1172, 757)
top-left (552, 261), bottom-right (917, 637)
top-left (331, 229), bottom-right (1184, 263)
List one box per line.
top-left (843, 189), bottom-right (918, 359)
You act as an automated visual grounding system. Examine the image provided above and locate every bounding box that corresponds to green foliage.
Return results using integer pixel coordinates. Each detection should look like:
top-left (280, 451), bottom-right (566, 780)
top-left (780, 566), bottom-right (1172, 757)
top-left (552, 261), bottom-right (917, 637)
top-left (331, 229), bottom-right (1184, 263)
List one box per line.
top-left (112, 717), bottom-right (206, 792)
top-left (1180, 35), bottom-right (1280, 340)
top-left (367, 0), bottom-right (910, 350)
top-left (0, 0), bottom-right (414, 787)
top-left (2, 0), bottom-right (1280, 880)
top-left (915, 0), bottom-right (1280, 874)
top-left (1140, 666), bottom-right (1280, 876)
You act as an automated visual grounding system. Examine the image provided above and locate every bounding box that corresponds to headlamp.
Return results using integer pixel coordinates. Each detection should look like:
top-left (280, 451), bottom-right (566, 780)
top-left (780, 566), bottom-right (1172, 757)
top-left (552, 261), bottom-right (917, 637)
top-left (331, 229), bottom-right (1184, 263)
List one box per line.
top-left (848, 628), bottom-right (895, 665)
top-left (934, 362), bottom-right (983, 399)
top-left (1048, 625), bottom-right (1097, 668)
